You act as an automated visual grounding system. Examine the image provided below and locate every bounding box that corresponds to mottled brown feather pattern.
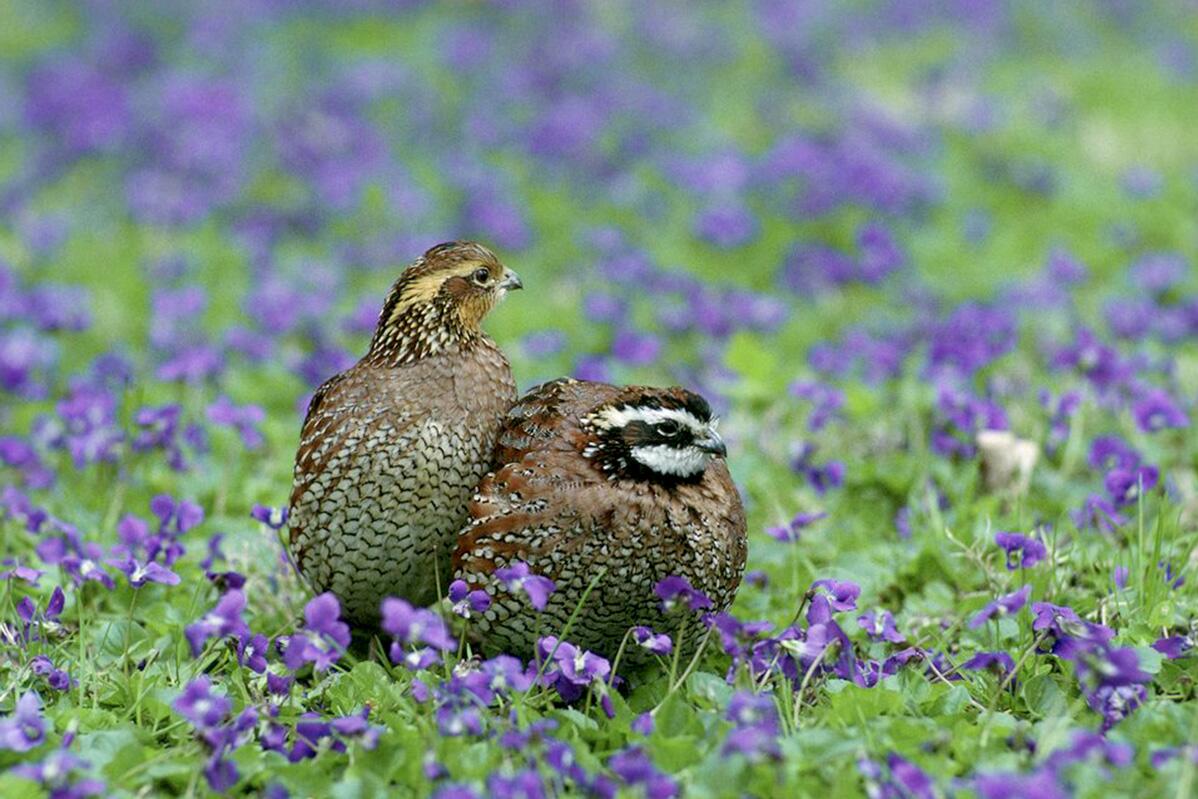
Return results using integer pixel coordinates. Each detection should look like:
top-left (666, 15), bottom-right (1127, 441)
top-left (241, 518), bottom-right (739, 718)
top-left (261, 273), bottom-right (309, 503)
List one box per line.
top-left (453, 378), bottom-right (748, 661)
top-left (288, 241), bottom-right (519, 625)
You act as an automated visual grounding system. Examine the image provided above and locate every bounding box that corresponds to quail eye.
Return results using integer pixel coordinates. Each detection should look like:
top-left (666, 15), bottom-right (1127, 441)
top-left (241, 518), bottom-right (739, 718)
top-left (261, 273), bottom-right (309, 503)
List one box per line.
top-left (471, 267), bottom-right (491, 285)
top-left (656, 421), bottom-right (682, 437)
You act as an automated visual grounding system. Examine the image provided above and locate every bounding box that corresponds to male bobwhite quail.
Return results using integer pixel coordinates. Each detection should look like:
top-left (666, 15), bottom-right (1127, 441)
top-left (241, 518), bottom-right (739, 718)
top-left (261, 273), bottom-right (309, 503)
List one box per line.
top-left (288, 241), bottom-right (522, 625)
top-left (452, 378), bottom-right (748, 661)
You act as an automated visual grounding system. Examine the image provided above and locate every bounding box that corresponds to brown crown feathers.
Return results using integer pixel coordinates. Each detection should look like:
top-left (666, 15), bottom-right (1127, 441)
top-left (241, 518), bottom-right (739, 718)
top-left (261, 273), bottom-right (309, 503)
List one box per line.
top-left (367, 241), bottom-right (523, 366)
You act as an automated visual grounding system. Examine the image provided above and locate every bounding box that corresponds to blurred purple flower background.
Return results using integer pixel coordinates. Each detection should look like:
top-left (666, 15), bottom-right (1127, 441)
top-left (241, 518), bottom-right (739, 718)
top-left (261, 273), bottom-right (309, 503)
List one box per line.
top-left (1, 1), bottom-right (1196, 797)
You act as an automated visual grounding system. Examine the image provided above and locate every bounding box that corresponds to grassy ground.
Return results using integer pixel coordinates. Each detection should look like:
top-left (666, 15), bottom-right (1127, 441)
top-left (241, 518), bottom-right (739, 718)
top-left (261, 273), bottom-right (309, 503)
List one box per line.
top-left (1, 2), bottom-right (1197, 797)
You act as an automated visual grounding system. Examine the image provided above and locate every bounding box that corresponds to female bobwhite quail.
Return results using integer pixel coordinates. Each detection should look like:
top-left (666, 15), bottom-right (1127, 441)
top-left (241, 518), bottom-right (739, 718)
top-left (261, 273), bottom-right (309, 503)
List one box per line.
top-left (288, 241), bottom-right (522, 625)
top-left (452, 378), bottom-right (748, 661)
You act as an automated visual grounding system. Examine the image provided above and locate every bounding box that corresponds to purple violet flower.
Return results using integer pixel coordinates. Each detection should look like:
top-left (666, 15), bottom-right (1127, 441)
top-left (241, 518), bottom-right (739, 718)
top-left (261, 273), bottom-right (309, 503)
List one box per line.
top-left (790, 381), bottom-right (845, 431)
top-left (487, 771), bottom-right (550, 799)
top-left (1104, 464), bottom-right (1159, 507)
top-left (1159, 560), bottom-right (1185, 590)
top-left (432, 786), bottom-right (482, 799)
top-left (149, 494), bottom-right (204, 538)
top-left (857, 609), bottom-right (905, 643)
top-left (888, 753), bottom-right (935, 799)
top-left (582, 292), bottom-right (627, 324)
top-left (610, 329), bottom-right (662, 366)
top-left (495, 562), bottom-right (556, 611)
top-left (811, 579), bottom-right (861, 612)
top-left (632, 626), bottom-right (673, 655)
top-left (448, 579), bottom-right (491, 618)
top-left (1131, 251), bottom-right (1186, 294)
top-left (30, 655), bottom-right (71, 691)
top-left (185, 590), bottom-right (250, 657)
top-left (0, 690), bottom-right (45, 752)
top-left (207, 395), bottom-right (266, 449)
top-left (1113, 565), bottom-right (1130, 589)
top-left (1088, 436), bottom-right (1140, 472)
top-left (723, 691), bottom-right (783, 759)
top-left (1044, 730), bottom-right (1134, 772)
top-left (655, 575), bottom-right (713, 612)
top-left (765, 510), bottom-right (826, 543)
top-left (994, 531), bottom-right (1048, 570)
top-left (790, 443), bottom-right (845, 494)
top-left (961, 651), bottom-right (1016, 680)
top-left (111, 556), bottom-right (181, 588)
top-left (608, 747), bottom-right (678, 799)
top-left (1076, 646), bottom-right (1151, 690)
top-left (1151, 746), bottom-right (1198, 768)
top-left (173, 676), bottom-right (231, 731)
top-left (11, 746), bottom-right (105, 797)
top-left (381, 597), bottom-right (455, 669)
top-left (250, 504), bottom-right (289, 530)
top-left (972, 771), bottom-right (1067, 799)
top-left (1086, 682), bottom-right (1148, 732)
top-left (556, 642), bottom-right (612, 686)
top-left (15, 586), bottom-right (65, 642)
top-left (1152, 635), bottom-right (1192, 659)
top-left (968, 585), bottom-right (1031, 629)
top-left (1072, 493), bottom-right (1127, 533)
top-left (284, 592), bottom-right (351, 672)
top-left (1030, 602), bottom-right (1114, 658)
top-left (694, 202), bottom-right (758, 249)
top-left (721, 724), bottom-right (781, 761)
top-left (237, 633), bottom-right (270, 674)
top-left (537, 636), bottom-right (612, 702)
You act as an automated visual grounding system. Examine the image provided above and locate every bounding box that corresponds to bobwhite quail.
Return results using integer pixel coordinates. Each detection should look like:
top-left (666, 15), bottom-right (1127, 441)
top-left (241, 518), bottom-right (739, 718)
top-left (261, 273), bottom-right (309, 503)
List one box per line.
top-left (452, 378), bottom-right (748, 661)
top-left (288, 241), bottom-right (522, 625)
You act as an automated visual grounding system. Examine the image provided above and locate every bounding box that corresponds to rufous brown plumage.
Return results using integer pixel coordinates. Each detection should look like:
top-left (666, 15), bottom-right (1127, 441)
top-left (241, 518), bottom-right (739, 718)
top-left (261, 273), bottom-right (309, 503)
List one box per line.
top-left (453, 378), bottom-right (748, 661)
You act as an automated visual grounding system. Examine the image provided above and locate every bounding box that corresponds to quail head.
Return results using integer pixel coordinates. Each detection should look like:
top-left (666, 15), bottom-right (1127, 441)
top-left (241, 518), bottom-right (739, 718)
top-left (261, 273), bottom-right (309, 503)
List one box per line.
top-left (288, 241), bottom-right (522, 625)
top-left (452, 378), bottom-right (748, 662)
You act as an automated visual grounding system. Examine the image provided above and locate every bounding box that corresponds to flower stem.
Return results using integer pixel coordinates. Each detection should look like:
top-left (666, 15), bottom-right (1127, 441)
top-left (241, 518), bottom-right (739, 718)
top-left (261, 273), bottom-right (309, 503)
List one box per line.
top-left (527, 567), bottom-right (607, 698)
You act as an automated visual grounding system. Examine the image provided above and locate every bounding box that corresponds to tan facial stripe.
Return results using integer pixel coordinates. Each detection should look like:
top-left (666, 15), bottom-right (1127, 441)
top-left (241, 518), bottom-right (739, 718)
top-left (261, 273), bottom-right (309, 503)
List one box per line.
top-left (386, 274), bottom-right (446, 325)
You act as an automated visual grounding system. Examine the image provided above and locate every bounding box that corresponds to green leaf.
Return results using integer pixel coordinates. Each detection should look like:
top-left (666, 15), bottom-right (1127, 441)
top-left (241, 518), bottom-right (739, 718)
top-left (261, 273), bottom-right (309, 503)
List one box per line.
top-left (90, 618), bottom-right (148, 664)
top-left (654, 694), bottom-right (702, 738)
top-left (76, 727), bottom-right (141, 775)
top-left (686, 671), bottom-right (734, 708)
top-left (652, 734), bottom-right (703, 772)
top-left (553, 707), bottom-right (600, 734)
top-left (1021, 675), bottom-right (1068, 718)
top-left (0, 772), bottom-right (41, 799)
top-left (825, 680), bottom-right (905, 724)
top-left (941, 685), bottom-right (972, 716)
top-left (1135, 646), bottom-right (1163, 676)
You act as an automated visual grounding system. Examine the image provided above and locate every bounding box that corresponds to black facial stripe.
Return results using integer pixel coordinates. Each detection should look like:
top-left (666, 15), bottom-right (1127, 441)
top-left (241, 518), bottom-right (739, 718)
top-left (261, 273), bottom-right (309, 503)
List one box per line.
top-left (649, 422), bottom-right (693, 445)
top-left (619, 420), bottom-right (655, 445)
top-left (585, 433), bottom-right (707, 485)
top-left (609, 414), bottom-right (699, 448)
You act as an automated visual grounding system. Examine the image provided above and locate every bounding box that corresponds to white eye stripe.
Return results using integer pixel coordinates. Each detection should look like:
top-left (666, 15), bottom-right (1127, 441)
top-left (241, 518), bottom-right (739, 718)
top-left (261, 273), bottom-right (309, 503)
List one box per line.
top-left (590, 405), bottom-right (711, 435)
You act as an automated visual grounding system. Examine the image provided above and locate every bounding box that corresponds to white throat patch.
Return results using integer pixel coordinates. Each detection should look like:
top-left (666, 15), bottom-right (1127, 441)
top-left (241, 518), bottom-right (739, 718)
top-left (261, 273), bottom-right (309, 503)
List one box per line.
top-left (629, 444), bottom-right (713, 477)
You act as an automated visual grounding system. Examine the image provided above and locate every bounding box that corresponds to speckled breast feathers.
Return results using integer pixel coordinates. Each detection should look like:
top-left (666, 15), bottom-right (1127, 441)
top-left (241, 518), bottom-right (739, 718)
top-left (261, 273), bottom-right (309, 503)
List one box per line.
top-left (287, 241), bottom-right (520, 624)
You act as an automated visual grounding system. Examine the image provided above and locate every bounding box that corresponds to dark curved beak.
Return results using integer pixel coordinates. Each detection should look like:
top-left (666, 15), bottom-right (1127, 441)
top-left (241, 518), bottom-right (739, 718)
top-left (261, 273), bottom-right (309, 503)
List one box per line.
top-left (498, 271), bottom-right (523, 291)
top-left (695, 430), bottom-right (727, 457)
